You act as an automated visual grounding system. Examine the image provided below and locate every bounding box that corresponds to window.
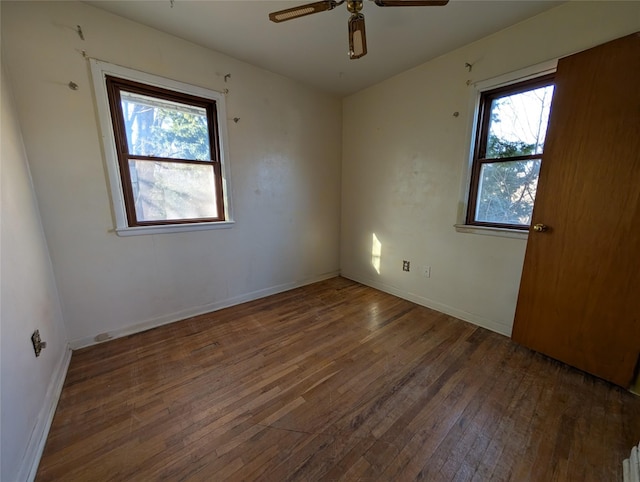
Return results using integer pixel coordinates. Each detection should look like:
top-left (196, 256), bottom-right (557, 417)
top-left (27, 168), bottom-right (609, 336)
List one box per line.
top-left (466, 74), bottom-right (554, 230)
top-left (106, 77), bottom-right (225, 226)
top-left (91, 60), bottom-right (232, 235)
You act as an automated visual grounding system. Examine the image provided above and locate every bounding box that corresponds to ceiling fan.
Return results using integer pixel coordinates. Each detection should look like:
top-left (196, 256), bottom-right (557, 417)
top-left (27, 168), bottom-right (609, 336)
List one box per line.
top-left (269, 0), bottom-right (449, 60)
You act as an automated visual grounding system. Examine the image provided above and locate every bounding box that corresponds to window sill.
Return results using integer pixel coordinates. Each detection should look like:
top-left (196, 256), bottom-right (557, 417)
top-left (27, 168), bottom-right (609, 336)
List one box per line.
top-left (115, 221), bottom-right (235, 237)
top-left (454, 224), bottom-right (528, 240)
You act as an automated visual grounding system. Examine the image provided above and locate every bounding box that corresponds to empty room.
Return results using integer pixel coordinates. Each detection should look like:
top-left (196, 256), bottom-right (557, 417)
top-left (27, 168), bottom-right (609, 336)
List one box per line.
top-left (1, 1), bottom-right (639, 480)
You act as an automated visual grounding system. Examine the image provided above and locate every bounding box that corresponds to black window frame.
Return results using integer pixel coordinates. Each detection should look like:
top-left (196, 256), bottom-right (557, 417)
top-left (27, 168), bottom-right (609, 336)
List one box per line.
top-left (105, 76), bottom-right (226, 227)
top-left (466, 73), bottom-right (555, 230)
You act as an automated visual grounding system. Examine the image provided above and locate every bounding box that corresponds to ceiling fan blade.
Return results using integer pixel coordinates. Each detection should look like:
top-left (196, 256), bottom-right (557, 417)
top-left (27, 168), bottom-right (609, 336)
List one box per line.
top-left (348, 13), bottom-right (367, 59)
top-left (269, 0), bottom-right (338, 22)
top-left (373, 0), bottom-right (448, 6)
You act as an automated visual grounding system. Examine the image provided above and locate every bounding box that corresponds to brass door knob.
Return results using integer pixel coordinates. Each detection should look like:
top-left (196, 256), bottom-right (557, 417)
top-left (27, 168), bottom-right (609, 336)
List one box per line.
top-left (533, 223), bottom-right (548, 232)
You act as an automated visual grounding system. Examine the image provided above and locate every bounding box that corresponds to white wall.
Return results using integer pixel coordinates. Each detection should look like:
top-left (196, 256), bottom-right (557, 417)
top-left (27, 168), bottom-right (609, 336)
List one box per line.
top-left (341, 1), bottom-right (640, 335)
top-left (1, 64), bottom-right (70, 482)
top-left (1, 1), bottom-right (342, 347)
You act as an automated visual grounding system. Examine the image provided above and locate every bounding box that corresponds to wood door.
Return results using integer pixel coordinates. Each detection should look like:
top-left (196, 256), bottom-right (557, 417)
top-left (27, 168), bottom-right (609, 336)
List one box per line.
top-left (512, 32), bottom-right (640, 388)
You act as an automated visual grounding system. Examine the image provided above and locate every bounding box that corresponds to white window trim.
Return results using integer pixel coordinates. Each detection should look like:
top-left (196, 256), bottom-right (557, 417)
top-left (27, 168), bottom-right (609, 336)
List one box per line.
top-left (455, 59), bottom-right (557, 240)
top-left (90, 59), bottom-right (234, 236)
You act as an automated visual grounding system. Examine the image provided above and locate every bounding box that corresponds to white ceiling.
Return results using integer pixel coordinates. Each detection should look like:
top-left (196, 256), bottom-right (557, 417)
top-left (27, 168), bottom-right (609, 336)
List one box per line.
top-left (87, 0), bottom-right (564, 97)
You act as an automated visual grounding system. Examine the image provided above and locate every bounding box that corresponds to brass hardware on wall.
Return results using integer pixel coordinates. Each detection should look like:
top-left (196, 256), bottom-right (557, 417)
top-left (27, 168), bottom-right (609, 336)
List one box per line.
top-left (533, 223), bottom-right (548, 232)
top-left (31, 329), bottom-right (47, 357)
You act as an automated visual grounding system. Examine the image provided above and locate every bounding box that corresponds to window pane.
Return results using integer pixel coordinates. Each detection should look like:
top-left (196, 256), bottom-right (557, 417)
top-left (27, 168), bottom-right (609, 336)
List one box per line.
top-left (475, 159), bottom-right (541, 225)
top-left (128, 160), bottom-right (218, 222)
top-left (120, 91), bottom-right (211, 160)
top-left (486, 85), bottom-right (554, 158)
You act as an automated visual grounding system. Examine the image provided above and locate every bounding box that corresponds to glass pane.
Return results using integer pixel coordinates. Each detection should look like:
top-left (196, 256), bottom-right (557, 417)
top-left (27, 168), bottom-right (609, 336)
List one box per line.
top-left (120, 91), bottom-right (211, 160)
top-left (128, 160), bottom-right (218, 222)
top-left (486, 84), bottom-right (554, 158)
top-left (475, 159), bottom-right (541, 225)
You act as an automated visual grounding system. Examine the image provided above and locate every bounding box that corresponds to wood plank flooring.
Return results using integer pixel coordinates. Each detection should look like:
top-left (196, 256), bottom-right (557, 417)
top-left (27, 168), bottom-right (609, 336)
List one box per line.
top-left (36, 277), bottom-right (640, 481)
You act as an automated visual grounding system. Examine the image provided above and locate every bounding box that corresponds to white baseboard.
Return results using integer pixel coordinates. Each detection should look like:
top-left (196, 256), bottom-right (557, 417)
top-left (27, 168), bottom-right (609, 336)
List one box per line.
top-left (623, 443), bottom-right (640, 482)
top-left (341, 271), bottom-right (512, 337)
top-left (69, 271), bottom-right (341, 349)
top-left (20, 345), bottom-right (72, 482)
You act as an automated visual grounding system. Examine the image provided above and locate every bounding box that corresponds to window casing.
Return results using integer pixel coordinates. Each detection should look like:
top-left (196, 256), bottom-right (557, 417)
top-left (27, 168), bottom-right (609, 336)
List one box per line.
top-left (466, 73), bottom-right (555, 230)
top-left (91, 60), bottom-right (233, 236)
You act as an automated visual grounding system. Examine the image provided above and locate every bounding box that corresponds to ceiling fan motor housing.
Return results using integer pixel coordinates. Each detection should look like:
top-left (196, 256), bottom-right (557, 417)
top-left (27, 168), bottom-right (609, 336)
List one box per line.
top-left (347, 0), bottom-right (364, 13)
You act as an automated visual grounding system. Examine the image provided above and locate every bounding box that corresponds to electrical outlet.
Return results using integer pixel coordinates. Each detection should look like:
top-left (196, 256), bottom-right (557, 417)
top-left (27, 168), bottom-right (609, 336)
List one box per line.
top-left (423, 265), bottom-right (431, 278)
top-left (31, 330), bottom-right (47, 357)
top-left (402, 260), bottom-right (410, 272)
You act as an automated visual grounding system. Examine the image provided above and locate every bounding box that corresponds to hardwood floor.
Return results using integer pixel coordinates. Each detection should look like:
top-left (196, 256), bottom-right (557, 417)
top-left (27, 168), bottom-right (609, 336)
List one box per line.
top-left (36, 277), bottom-right (640, 481)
